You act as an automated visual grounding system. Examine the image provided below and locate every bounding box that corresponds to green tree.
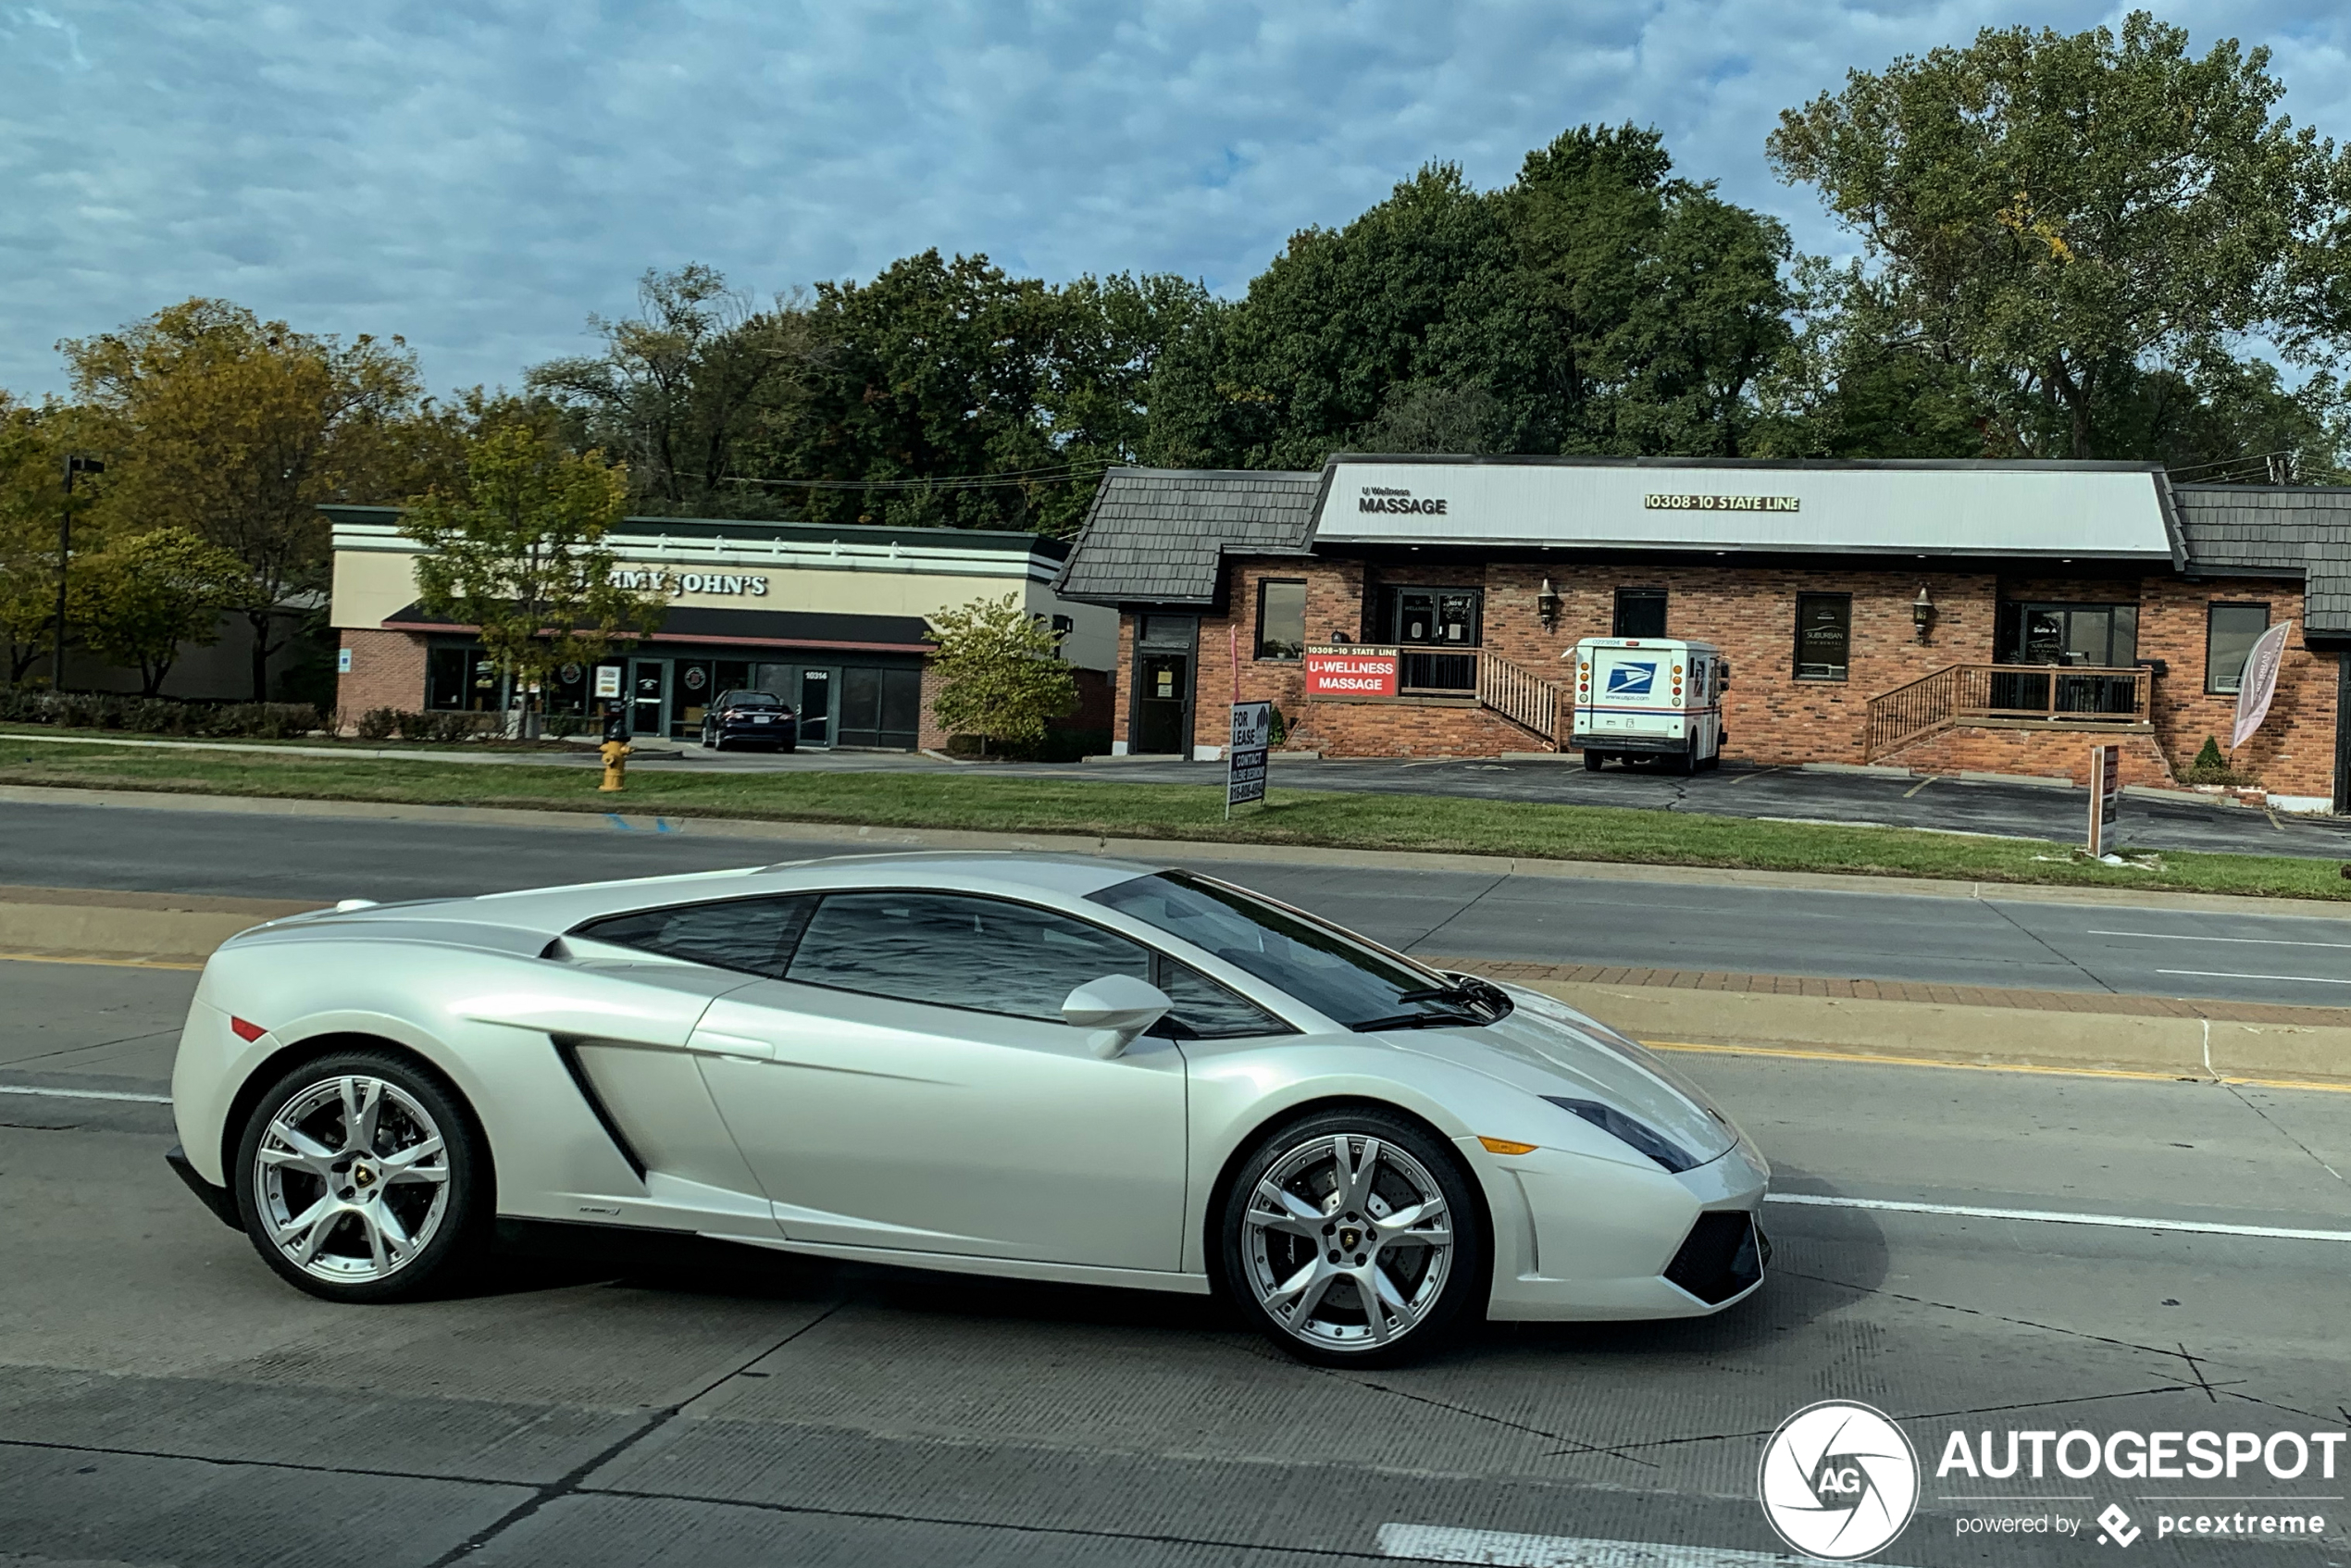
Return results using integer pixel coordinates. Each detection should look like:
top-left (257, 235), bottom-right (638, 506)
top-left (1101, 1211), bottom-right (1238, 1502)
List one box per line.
top-left (529, 265), bottom-right (816, 516)
top-left (62, 299), bottom-right (428, 699)
top-left (402, 426), bottom-right (665, 736)
top-left (1767, 13), bottom-right (2351, 460)
top-left (68, 528), bottom-right (245, 696)
top-left (926, 592), bottom-right (1076, 755)
top-left (0, 396), bottom-right (82, 685)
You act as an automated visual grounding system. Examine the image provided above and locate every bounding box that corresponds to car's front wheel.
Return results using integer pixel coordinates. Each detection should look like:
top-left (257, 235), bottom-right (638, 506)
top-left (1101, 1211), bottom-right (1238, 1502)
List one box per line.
top-left (231, 1049), bottom-right (486, 1302)
top-left (1219, 1110), bottom-right (1485, 1365)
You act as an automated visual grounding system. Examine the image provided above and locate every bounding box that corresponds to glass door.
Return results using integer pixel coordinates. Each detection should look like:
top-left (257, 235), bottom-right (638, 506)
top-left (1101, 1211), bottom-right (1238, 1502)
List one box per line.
top-left (1134, 653), bottom-right (1189, 753)
top-left (628, 659), bottom-right (667, 740)
top-left (797, 667), bottom-right (835, 748)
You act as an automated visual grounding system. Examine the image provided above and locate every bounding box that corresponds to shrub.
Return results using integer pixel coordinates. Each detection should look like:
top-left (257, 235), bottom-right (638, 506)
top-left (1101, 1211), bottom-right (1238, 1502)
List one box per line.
top-left (2183, 734), bottom-right (2244, 786)
top-left (354, 707), bottom-right (399, 741)
top-left (391, 710), bottom-right (435, 740)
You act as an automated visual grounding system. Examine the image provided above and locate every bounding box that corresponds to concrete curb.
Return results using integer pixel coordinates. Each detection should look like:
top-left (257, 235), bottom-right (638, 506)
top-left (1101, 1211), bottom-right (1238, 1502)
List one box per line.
top-left (6, 782), bottom-right (2348, 920)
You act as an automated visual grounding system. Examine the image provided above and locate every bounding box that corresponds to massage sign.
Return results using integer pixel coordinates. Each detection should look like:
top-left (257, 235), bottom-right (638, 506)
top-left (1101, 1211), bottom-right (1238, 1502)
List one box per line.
top-left (1304, 644), bottom-right (1400, 698)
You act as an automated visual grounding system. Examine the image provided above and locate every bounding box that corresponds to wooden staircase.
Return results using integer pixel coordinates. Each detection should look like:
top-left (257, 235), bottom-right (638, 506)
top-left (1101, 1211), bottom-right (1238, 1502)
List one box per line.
top-left (1475, 652), bottom-right (1567, 748)
top-left (1865, 664), bottom-right (2152, 761)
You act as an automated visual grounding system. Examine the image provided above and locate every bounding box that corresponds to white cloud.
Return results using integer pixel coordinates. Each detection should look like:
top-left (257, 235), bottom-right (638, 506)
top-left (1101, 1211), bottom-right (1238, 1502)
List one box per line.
top-left (2, 0), bottom-right (2345, 397)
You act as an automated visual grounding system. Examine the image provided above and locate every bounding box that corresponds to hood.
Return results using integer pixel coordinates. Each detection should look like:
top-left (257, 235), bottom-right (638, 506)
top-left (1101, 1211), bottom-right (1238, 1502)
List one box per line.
top-left (1396, 985), bottom-right (1735, 1164)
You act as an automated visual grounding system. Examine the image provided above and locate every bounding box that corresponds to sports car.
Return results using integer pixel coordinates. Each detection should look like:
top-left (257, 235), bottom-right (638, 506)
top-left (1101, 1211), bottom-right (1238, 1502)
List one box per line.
top-left (166, 852), bottom-right (1770, 1363)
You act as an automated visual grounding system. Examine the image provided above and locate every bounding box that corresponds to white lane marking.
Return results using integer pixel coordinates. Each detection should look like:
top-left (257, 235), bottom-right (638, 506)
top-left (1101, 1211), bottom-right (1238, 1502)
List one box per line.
top-left (1375, 1524), bottom-right (1906, 1567)
top-left (2158, 968), bottom-right (2351, 986)
top-left (0, 1084), bottom-right (172, 1105)
top-left (2088, 929), bottom-right (2351, 950)
top-left (1766, 1192), bottom-right (2351, 1243)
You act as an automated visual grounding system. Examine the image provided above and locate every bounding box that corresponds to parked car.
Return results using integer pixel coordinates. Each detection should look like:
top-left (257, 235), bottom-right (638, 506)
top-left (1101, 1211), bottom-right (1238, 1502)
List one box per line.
top-left (699, 689), bottom-right (796, 752)
top-left (164, 854), bottom-right (1770, 1364)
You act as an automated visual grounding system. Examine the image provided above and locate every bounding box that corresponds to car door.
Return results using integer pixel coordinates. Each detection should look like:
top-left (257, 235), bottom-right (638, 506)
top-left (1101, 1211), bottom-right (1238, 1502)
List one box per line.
top-left (690, 890), bottom-right (1191, 1271)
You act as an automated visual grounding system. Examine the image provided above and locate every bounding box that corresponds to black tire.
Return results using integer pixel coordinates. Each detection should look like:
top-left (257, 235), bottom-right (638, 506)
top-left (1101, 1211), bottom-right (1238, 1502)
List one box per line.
top-left (1672, 737), bottom-right (1696, 776)
top-left (232, 1048), bottom-right (488, 1303)
top-left (707, 732), bottom-right (725, 753)
top-left (1216, 1108), bottom-right (1486, 1366)
top-left (779, 740), bottom-right (796, 753)
top-left (1583, 748), bottom-right (1604, 771)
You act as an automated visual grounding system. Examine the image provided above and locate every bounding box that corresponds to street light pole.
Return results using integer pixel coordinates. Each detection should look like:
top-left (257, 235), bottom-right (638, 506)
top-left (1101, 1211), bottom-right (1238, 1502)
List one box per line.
top-left (55, 454), bottom-right (104, 692)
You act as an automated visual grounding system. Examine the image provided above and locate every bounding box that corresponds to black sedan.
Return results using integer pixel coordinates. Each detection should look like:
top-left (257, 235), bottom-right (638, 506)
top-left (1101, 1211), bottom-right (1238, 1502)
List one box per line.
top-left (699, 690), bottom-right (798, 752)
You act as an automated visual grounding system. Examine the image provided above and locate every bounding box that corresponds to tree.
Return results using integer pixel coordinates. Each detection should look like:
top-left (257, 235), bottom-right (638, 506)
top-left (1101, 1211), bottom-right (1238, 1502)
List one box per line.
top-left (1768, 13), bottom-right (2351, 459)
top-left (62, 299), bottom-right (428, 699)
top-left (68, 529), bottom-right (244, 696)
top-left (529, 265), bottom-right (816, 516)
top-left (926, 593), bottom-right (1076, 755)
top-left (0, 396), bottom-right (81, 685)
top-left (401, 426), bottom-right (665, 736)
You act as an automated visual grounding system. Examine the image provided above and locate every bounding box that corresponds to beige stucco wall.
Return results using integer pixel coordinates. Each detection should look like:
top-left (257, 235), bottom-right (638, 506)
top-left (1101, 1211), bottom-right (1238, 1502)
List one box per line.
top-left (331, 548), bottom-right (1118, 670)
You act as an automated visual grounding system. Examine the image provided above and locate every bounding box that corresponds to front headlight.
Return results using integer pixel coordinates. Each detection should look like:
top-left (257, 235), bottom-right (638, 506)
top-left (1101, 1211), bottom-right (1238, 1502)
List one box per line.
top-left (1543, 1095), bottom-right (1700, 1173)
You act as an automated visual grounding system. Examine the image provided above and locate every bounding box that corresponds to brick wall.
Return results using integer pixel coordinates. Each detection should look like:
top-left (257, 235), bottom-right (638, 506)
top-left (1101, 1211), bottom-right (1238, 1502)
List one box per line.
top-left (1877, 724), bottom-right (2175, 788)
top-left (334, 629), bottom-right (427, 728)
top-left (1113, 558), bottom-right (2342, 791)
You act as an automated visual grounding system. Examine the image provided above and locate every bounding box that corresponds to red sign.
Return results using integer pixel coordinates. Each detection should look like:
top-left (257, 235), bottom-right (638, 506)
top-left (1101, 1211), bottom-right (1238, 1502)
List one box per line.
top-left (1304, 643), bottom-right (1399, 698)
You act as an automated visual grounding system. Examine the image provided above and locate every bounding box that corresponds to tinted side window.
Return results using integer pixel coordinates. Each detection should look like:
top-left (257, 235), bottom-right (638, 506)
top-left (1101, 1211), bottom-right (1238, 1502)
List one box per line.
top-left (1152, 959), bottom-right (1289, 1039)
top-left (789, 892), bottom-right (1150, 1021)
top-left (575, 895), bottom-right (816, 977)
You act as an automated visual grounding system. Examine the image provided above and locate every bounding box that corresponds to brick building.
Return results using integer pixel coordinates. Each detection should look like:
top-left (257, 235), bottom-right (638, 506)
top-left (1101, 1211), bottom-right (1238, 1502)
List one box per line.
top-left (329, 506), bottom-right (1115, 751)
top-left (1055, 456), bottom-right (2351, 812)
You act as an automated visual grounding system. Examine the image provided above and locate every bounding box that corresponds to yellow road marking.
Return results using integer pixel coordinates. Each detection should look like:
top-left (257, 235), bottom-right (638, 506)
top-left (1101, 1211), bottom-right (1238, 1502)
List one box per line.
top-left (1646, 1038), bottom-right (2351, 1095)
top-left (0, 951), bottom-right (204, 972)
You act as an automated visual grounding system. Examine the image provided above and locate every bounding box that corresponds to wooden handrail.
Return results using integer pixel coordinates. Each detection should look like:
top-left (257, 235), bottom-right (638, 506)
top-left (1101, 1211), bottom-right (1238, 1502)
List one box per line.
top-left (1864, 664), bottom-right (2151, 761)
top-left (1475, 651), bottom-right (1564, 745)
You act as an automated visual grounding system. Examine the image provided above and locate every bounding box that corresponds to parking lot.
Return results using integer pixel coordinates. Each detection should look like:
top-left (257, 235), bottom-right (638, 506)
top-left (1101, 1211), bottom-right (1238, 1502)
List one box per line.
top-left (6, 949), bottom-right (2349, 1567)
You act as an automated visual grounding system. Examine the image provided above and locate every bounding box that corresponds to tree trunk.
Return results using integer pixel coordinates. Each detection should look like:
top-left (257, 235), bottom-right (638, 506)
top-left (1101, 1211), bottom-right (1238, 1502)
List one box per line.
top-left (244, 608), bottom-right (280, 703)
top-left (498, 666), bottom-right (516, 739)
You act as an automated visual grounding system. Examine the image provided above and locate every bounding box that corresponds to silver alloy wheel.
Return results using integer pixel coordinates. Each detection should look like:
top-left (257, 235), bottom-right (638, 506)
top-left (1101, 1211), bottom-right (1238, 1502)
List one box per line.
top-left (255, 1075), bottom-right (451, 1282)
top-left (1242, 1133), bottom-right (1453, 1350)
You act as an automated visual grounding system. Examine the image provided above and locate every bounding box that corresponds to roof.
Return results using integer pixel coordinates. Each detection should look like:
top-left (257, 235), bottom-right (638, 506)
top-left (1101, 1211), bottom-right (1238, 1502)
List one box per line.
top-left (322, 504), bottom-right (1065, 560)
top-left (1054, 468), bottom-right (1322, 606)
top-left (380, 603), bottom-right (935, 653)
top-left (2172, 485), bottom-right (2351, 635)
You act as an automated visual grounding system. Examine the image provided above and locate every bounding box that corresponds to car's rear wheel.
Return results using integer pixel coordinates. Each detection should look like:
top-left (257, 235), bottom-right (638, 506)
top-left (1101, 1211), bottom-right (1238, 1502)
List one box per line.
top-left (1219, 1110), bottom-right (1484, 1365)
top-left (232, 1050), bottom-right (485, 1302)
top-left (1583, 748), bottom-right (1604, 770)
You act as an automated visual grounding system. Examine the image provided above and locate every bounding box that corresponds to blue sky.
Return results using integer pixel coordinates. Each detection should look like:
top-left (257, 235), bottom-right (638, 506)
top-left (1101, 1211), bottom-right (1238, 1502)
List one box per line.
top-left (4, 1), bottom-right (2345, 399)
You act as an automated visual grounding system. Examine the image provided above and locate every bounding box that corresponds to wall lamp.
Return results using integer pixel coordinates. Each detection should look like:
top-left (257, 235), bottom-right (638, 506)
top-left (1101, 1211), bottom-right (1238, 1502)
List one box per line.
top-left (1536, 578), bottom-right (1561, 631)
top-left (1911, 585), bottom-right (1936, 644)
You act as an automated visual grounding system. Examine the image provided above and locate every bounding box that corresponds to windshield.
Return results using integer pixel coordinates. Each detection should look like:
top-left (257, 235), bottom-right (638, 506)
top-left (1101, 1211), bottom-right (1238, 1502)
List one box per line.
top-left (1089, 871), bottom-right (1497, 1030)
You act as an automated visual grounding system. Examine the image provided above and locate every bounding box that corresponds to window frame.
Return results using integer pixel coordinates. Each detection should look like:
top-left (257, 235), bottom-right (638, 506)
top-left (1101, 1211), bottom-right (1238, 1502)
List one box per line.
top-left (2205, 602), bottom-right (2272, 696)
top-left (1253, 579), bottom-right (1308, 662)
top-left (1792, 591), bottom-right (1853, 682)
top-left (1612, 588), bottom-right (1669, 640)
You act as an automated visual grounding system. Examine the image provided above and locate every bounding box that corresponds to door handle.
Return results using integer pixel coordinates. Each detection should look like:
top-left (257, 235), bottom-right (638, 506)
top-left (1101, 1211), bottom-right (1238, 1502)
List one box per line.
top-left (688, 1029), bottom-right (776, 1063)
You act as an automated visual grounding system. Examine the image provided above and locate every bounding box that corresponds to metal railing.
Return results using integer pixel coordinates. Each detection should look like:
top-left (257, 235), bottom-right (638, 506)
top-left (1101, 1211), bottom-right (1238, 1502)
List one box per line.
top-left (1474, 652), bottom-right (1563, 743)
top-left (1865, 664), bottom-right (2151, 760)
top-left (1399, 650), bottom-right (1479, 693)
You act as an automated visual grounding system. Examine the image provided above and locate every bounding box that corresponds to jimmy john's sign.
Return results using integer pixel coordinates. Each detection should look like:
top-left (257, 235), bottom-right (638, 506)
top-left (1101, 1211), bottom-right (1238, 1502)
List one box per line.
top-left (609, 568), bottom-right (770, 596)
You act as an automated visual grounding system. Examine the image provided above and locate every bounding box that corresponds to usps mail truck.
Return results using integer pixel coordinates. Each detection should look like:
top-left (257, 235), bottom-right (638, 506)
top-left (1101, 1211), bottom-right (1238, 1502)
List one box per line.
top-left (1571, 637), bottom-right (1726, 774)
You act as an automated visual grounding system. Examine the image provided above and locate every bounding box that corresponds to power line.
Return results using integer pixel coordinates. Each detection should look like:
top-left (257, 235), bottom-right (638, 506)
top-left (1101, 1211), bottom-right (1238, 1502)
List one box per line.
top-left (722, 460), bottom-right (1113, 493)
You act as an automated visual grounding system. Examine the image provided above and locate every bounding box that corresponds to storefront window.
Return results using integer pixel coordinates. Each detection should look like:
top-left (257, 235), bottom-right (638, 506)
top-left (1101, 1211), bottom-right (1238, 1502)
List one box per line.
top-left (1996, 603), bottom-right (2138, 667)
top-left (1793, 594), bottom-right (1851, 680)
top-left (1613, 589), bottom-right (1668, 639)
top-left (1255, 580), bottom-right (1306, 660)
top-left (2207, 604), bottom-right (2270, 694)
top-left (1385, 587), bottom-right (1481, 646)
top-left (426, 647), bottom-right (497, 711)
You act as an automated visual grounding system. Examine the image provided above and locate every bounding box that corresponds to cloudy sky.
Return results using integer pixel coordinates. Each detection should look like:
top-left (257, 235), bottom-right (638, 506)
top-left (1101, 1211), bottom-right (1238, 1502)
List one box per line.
top-left (4, 1), bottom-right (2346, 399)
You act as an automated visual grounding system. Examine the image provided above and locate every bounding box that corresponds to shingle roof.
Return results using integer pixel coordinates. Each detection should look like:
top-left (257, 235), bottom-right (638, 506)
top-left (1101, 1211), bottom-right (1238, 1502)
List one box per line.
top-left (1055, 467), bottom-right (1322, 605)
top-left (2172, 486), bottom-right (2351, 635)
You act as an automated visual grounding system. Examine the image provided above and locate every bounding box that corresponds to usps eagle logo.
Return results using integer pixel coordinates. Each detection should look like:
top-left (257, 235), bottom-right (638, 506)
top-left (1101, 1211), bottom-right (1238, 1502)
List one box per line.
top-left (1606, 663), bottom-right (1658, 697)
top-left (1757, 1400), bottom-right (1919, 1560)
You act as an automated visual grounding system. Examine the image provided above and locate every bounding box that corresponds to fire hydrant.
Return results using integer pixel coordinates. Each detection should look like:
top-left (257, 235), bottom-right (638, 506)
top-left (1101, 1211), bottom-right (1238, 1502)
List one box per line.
top-left (598, 738), bottom-right (631, 792)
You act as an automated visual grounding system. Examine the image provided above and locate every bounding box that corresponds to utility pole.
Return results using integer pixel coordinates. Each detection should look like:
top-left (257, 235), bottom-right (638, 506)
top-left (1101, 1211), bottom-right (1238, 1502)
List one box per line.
top-left (54, 455), bottom-right (105, 692)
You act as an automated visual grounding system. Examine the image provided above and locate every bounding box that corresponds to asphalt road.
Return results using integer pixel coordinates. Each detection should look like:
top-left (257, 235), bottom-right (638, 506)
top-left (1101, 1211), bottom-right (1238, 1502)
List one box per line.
top-left (4, 957), bottom-right (2346, 1567)
top-left (7, 796), bottom-right (2351, 1007)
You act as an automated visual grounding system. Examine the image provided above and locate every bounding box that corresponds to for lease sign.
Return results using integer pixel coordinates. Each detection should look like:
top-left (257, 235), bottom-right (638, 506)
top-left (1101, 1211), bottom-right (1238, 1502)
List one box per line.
top-left (1303, 644), bottom-right (1400, 698)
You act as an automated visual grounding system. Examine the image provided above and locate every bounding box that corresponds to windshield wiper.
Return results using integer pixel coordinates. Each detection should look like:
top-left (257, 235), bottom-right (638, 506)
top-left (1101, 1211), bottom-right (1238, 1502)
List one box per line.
top-left (1350, 1008), bottom-right (1484, 1032)
top-left (1393, 975), bottom-right (1513, 1019)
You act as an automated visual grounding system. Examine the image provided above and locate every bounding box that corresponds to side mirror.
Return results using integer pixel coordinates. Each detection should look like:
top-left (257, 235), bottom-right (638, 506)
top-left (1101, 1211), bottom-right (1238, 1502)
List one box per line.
top-left (1062, 974), bottom-right (1172, 1059)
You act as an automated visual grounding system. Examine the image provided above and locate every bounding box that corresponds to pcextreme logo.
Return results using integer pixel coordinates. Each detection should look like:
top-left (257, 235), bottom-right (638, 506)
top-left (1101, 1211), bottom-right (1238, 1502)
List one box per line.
top-left (1758, 1400), bottom-right (1920, 1561)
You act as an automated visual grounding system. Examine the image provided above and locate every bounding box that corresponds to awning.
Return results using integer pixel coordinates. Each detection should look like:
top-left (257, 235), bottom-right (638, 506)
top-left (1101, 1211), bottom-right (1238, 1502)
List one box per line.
top-left (378, 603), bottom-right (935, 654)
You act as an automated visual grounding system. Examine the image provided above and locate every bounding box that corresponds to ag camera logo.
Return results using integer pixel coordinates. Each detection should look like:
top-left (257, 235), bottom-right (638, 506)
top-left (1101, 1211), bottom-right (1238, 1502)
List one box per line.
top-left (1606, 662), bottom-right (1657, 697)
top-left (1759, 1400), bottom-right (1920, 1560)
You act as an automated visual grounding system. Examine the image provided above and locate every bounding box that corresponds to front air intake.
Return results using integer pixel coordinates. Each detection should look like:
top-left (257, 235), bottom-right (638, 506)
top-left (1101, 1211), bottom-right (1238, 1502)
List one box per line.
top-left (1663, 1211), bottom-right (1766, 1304)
